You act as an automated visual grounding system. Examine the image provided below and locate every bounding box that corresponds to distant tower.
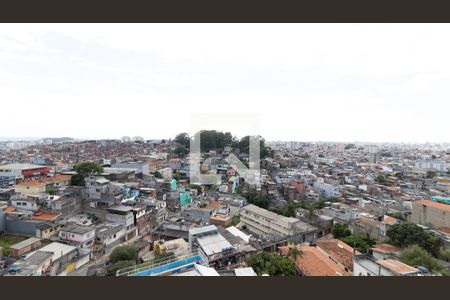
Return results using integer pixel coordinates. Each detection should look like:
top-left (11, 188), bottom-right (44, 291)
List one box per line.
top-left (364, 144), bottom-right (377, 154)
top-left (335, 143), bottom-right (345, 153)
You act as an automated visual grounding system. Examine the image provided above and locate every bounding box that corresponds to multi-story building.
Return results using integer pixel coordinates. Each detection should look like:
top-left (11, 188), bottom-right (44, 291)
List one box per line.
top-left (415, 159), bottom-right (448, 172)
top-left (0, 163), bottom-right (50, 184)
top-left (58, 224), bottom-right (96, 248)
top-left (240, 204), bottom-right (318, 243)
top-left (411, 199), bottom-right (450, 228)
top-left (335, 143), bottom-right (345, 153)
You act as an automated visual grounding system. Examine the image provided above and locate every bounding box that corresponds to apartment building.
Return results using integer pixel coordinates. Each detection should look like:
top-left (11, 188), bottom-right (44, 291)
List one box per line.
top-left (240, 204), bottom-right (318, 243)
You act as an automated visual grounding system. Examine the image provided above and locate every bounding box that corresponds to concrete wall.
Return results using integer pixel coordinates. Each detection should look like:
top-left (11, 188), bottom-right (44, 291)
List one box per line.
top-left (0, 210), bottom-right (5, 232)
top-left (5, 219), bottom-right (42, 237)
top-left (412, 203), bottom-right (450, 228)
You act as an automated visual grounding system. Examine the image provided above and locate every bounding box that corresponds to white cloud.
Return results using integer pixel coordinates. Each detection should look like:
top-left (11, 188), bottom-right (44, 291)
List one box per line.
top-left (0, 24), bottom-right (449, 142)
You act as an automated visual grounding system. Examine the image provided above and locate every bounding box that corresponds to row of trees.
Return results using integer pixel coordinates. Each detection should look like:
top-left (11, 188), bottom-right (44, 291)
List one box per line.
top-left (174, 131), bottom-right (272, 158)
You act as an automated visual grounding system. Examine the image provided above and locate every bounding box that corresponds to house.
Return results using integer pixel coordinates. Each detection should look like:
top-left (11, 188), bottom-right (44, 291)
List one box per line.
top-left (371, 244), bottom-right (401, 260)
top-left (58, 224), bottom-right (96, 248)
top-left (32, 242), bottom-right (91, 276)
top-left (132, 206), bottom-right (149, 234)
top-left (279, 245), bottom-right (351, 276)
top-left (354, 254), bottom-right (421, 276)
top-left (9, 237), bottom-right (42, 258)
top-left (188, 225), bottom-right (249, 270)
top-left (85, 176), bottom-right (123, 207)
top-left (36, 222), bottom-right (65, 239)
top-left (0, 163), bottom-right (50, 182)
top-left (6, 251), bottom-right (53, 276)
top-left (106, 205), bottom-right (138, 240)
top-left (209, 206), bottom-right (232, 227)
top-left (10, 194), bottom-right (41, 212)
top-left (315, 239), bottom-right (359, 272)
top-left (95, 225), bottom-right (126, 249)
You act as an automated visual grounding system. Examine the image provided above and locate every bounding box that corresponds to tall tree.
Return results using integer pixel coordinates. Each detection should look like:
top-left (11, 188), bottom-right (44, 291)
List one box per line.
top-left (71, 162), bottom-right (104, 186)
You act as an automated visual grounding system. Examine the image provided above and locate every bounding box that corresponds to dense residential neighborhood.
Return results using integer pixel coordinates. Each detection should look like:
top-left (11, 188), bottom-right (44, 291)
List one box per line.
top-left (0, 135), bottom-right (449, 276)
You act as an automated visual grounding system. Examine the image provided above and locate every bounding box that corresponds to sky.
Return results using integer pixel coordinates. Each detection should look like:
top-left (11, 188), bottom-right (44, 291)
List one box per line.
top-left (0, 24), bottom-right (449, 143)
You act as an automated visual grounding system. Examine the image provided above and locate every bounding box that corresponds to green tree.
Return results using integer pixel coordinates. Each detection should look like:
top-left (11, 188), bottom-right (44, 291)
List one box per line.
top-left (399, 245), bottom-right (441, 273)
top-left (394, 172), bottom-right (404, 180)
top-left (238, 135), bottom-right (271, 159)
top-left (340, 235), bottom-right (375, 253)
top-left (439, 248), bottom-right (450, 262)
top-left (375, 175), bottom-right (387, 185)
top-left (332, 223), bottom-right (351, 239)
top-left (243, 188), bottom-right (269, 209)
top-left (45, 188), bottom-right (58, 195)
top-left (426, 171), bottom-right (437, 179)
top-left (387, 222), bottom-right (440, 257)
top-left (188, 184), bottom-right (202, 194)
top-left (109, 245), bottom-right (139, 264)
top-left (107, 260), bottom-right (136, 276)
top-left (175, 133), bottom-right (190, 148)
top-left (174, 145), bottom-right (189, 157)
top-left (246, 252), bottom-right (296, 276)
top-left (71, 162), bottom-right (104, 186)
top-left (287, 248), bottom-right (303, 261)
top-left (231, 215), bottom-right (240, 226)
top-left (172, 173), bottom-right (181, 181)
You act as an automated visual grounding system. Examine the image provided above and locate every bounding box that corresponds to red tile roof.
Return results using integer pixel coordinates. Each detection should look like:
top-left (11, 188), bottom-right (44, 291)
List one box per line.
top-left (315, 239), bottom-right (359, 271)
top-left (3, 207), bottom-right (16, 213)
top-left (413, 199), bottom-right (450, 212)
top-left (372, 244), bottom-right (401, 254)
top-left (32, 211), bottom-right (61, 222)
top-left (279, 245), bottom-right (350, 276)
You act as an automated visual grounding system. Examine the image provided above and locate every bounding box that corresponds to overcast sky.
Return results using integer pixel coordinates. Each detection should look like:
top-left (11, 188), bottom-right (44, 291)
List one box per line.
top-left (1, 24), bottom-right (449, 143)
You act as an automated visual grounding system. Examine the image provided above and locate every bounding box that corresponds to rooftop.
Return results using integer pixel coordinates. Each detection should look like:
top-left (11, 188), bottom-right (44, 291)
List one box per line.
top-left (10, 237), bottom-right (41, 250)
top-left (315, 239), bottom-right (359, 271)
top-left (62, 224), bottom-right (95, 235)
top-left (243, 204), bottom-right (299, 224)
top-left (414, 199), bottom-right (450, 212)
top-left (32, 211), bottom-right (61, 222)
top-left (376, 259), bottom-right (420, 275)
top-left (36, 242), bottom-right (77, 260)
top-left (0, 163), bottom-right (47, 171)
top-left (372, 244), bottom-right (401, 254)
top-left (197, 233), bottom-right (234, 257)
top-left (280, 245), bottom-right (350, 276)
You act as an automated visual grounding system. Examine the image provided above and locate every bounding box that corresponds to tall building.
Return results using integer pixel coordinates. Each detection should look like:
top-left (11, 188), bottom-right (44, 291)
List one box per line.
top-left (335, 143), bottom-right (345, 153)
top-left (364, 144), bottom-right (377, 154)
top-left (415, 159), bottom-right (447, 172)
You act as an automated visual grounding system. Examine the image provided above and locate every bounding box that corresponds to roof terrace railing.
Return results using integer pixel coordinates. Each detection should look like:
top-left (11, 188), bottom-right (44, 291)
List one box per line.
top-left (116, 250), bottom-right (208, 277)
